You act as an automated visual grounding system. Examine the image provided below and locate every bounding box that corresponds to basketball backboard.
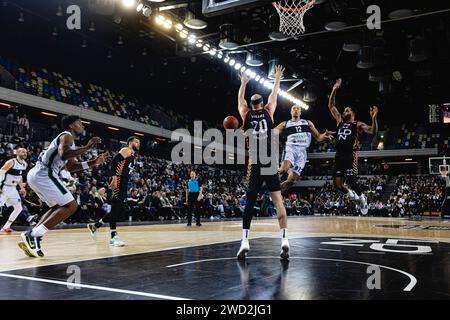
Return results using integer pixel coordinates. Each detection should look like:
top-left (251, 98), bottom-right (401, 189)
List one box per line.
top-left (429, 157), bottom-right (448, 175)
top-left (202, 0), bottom-right (267, 17)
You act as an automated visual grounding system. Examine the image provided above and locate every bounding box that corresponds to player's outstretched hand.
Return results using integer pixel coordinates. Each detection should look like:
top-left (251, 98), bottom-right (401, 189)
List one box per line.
top-left (333, 78), bottom-right (342, 91)
top-left (324, 130), bottom-right (335, 140)
top-left (86, 137), bottom-right (102, 149)
top-left (240, 71), bottom-right (250, 85)
top-left (370, 106), bottom-right (379, 119)
top-left (274, 65), bottom-right (285, 79)
top-left (95, 151), bottom-right (111, 166)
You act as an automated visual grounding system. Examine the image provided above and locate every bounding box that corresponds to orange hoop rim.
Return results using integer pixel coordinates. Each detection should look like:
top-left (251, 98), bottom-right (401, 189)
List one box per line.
top-left (272, 0), bottom-right (315, 12)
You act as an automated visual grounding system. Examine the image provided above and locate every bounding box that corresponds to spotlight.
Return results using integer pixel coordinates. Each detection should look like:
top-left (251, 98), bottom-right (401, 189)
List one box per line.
top-left (217, 51), bottom-right (223, 59)
top-left (224, 55), bottom-right (230, 63)
top-left (255, 75), bottom-right (261, 81)
top-left (188, 35), bottom-right (196, 44)
top-left (202, 44), bottom-right (210, 52)
top-left (195, 39), bottom-right (203, 48)
top-left (249, 71), bottom-right (257, 79)
top-left (245, 69), bottom-right (252, 76)
top-left (228, 59), bottom-right (236, 66)
top-left (209, 48), bottom-right (217, 56)
top-left (175, 23), bottom-right (184, 32)
top-left (155, 15), bottom-right (165, 25)
top-left (136, 1), bottom-right (144, 12)
top-left (235, 63), bottom-right (242, 70)
top-left (180, 29), bottom-right (188, 39)
top-left (142, 6), bottom-right (152, 17)
top-left (122, 0), bottom-right (135, 8)
top-left (259, 78), bottom-right (265, 84)
top-left (163, 20), bottom-right (172, 29)
top-left (240, 66), bottom-right (247, 73)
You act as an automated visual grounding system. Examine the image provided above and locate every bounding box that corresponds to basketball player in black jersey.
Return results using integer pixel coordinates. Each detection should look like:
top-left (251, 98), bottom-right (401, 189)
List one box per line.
top-left (328, 78), bottom-right (378, 214)
top-left (237, 65), bottom-right (290, 260)
top-left (88, 136), bottom-right (140, 246)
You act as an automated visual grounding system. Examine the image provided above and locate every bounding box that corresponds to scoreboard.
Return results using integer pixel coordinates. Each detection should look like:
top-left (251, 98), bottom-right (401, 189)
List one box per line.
top-left (429, 103), bottom-right (450, 123)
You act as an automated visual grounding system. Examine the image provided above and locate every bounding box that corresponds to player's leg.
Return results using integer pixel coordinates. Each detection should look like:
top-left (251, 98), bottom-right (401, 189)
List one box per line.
top-left (237, 164), bottom-right (262, 260)
top-left (281, 149), bottom-right (305, 196)
top-left (266, 170), bottom-right (289, 260)
top-left (1, 192), bottom-right (24, 232)
top-left (109, 198), bottom-right (125, 246)
top-left (20, 171), bottom-right (77, 257)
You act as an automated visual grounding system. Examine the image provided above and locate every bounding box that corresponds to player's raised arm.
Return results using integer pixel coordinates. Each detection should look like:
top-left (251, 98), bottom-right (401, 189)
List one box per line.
top-left (360, 106), bottom-right (379, 135)
top-left (307, 120), bottom-right (335, 142)
top-left (267, 65), bottom-right (285, 114)
top-left (328, 78), bottom-right (343, 124)
top-left (274, 121), bottom-right (287, 135)
top-left (238, 72), bottom-right (250, 120)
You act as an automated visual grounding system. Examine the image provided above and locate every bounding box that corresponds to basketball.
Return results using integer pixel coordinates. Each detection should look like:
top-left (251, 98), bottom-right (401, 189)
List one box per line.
top-left (223, 116), bottom-right (239, 129)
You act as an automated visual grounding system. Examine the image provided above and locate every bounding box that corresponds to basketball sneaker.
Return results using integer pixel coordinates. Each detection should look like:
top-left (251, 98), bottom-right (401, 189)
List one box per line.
top-left (87, 223), bottom-right (99, 238)
top-left (110, 235), bottom-right (125, 247)
top-left (18, 232), bottom-right (41, 258)
top-left (280, 238), bottom-right (290, 260)
top-left (359, 194), bottom-right (368, 215)
top-left (236, 239), bottom-right (250, 260)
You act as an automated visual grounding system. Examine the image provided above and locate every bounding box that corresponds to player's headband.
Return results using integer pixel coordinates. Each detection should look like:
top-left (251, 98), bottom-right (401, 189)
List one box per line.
top-left (250, 97), bottom-right (263, 106)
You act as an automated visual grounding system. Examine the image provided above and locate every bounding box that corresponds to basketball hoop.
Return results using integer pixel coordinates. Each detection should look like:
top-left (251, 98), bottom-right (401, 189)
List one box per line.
top-left (272, 0), bottom-right (315, 36)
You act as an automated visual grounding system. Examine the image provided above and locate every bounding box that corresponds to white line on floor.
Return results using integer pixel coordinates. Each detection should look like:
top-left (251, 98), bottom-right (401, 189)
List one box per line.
top-left (319, 248), bottom-right (341, 252)
top-left (0, 273), bottom-right (189, 300)
top-left (166, 256), bottom-right (417, 292)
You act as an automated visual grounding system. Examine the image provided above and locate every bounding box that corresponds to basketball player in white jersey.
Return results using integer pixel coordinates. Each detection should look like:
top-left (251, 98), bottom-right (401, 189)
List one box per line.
top-left (276, 105), bottom-right (334, 195)
top-left (0, 148), bottom-right (28, 233)
top-left (19, 115), bottom-right (110, 258)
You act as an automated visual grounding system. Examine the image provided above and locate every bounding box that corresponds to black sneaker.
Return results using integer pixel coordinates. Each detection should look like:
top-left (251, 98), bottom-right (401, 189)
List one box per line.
top-left (187, 223), bottom-right (192, 226)
top-left (196, 222), bottom-right (202, 226)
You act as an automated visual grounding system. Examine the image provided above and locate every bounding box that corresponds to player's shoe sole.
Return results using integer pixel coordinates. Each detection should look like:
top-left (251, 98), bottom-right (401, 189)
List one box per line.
top-left (280, 243), bottom-right (290, 260)
top-left (18, 241), bottom-right (37, 258)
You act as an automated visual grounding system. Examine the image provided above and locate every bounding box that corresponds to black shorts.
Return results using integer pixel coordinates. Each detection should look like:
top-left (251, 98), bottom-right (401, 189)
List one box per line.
top-left (246, 164), bottom-right (281, 193)
top-left (332, 151), bottom-right (358, 178)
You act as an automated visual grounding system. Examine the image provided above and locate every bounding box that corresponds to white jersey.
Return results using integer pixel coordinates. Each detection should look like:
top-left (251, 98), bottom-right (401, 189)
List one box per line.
top-left (37, 131), bottom-right (76, 176)
top-left (0, 159), bottom-right (27, 188)
top-left (285, 119), bottom-right (312, 149)
top-left (283, 119), bottom-right (311, 176)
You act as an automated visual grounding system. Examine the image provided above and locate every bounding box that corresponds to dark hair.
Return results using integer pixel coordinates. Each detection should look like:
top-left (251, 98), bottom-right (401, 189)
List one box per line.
top-left (61, 115), bottom-right (80, 130)
top-left (127, 136), bottom-right (140, 144)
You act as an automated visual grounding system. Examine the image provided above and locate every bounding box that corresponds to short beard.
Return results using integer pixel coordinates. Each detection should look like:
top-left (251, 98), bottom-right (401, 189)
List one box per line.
top-left (343, 114), bottom-right (351, 121)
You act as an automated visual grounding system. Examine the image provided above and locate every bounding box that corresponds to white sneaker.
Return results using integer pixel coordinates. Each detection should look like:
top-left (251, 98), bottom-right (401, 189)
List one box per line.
top-left (110, 236), bottom-right (125, 247)
top-left (280, 238), bottom-right (290, 260)
top-left (236, 239), bottom-right (250, 260)
top-left (359, 194), bottom-right (368, 215)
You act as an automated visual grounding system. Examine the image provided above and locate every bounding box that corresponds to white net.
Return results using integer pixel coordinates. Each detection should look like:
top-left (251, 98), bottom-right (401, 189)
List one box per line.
top-left (273, 0), bottom-right (315, 36)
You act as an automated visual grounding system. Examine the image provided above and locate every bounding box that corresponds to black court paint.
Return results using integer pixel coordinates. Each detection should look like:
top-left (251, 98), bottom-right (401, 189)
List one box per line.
top-left (0, 237), bottom-right (449, 300)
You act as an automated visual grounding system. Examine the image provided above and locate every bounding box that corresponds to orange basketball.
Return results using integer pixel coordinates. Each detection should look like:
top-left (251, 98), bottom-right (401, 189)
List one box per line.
top-left (223, 116), bottom-right (239, 129)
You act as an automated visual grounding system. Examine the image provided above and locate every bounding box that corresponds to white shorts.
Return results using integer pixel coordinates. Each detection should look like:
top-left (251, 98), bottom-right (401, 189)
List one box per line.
top-left (27, 164), bottom-right (74, 207)
top-left (0, 186), bottom-right (22, 208)
top-left (283, 146), bottom-right (307, 176)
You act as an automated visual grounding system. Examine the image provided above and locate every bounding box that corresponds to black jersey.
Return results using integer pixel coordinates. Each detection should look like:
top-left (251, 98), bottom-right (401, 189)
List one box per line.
top-left (242, 107), bottom-right (274, 165)
top-left (335, 121), bottom-right (361, 154)
top-left (111, 151), bottom-right (135, 199)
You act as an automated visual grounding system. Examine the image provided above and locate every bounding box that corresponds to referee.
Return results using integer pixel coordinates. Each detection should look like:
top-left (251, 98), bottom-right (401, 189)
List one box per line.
top-left (185, 170), bottom-right (203, 226)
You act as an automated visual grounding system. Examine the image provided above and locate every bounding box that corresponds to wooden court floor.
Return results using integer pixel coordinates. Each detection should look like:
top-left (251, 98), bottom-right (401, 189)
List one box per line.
top-left (0, 216), bottom-right (449, 299)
